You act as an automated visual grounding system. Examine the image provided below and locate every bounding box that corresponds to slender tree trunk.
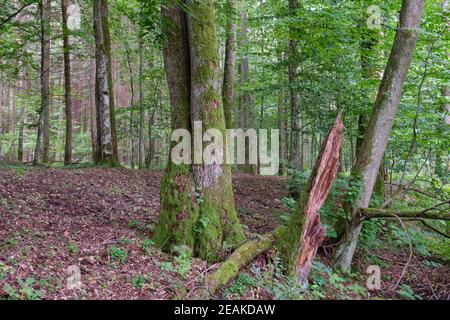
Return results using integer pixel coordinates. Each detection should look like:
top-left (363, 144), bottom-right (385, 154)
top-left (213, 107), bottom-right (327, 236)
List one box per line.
top-left (62, 0), bottom-right (72, 165)
top-left (288, 0), bottom-right (299, 169)
top-left (138, 30), bottom-right (145, 169)
top-left (93, 0), bottom-right (117, 166)
top-left (237, 9), bottom-right (255, 173)
top-left (99, 0), bottom-right (120, 166)
top-left (124, 40), bottom-right (135, 170)
top-left (278, 85), bottom-right (287, 175)
top-left (222, 0), bottom-right (237, 129)
top-left (34, 0), bottom-right (51, 165)
top-left (333, 0), bottom-right (425, 272)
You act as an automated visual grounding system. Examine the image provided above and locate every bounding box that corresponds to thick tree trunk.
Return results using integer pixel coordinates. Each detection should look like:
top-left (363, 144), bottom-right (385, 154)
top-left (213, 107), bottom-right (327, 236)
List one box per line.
top-left (222, 0), bottom-right (237, 130)
top-left (333, 0), bottom-right (425, 272)
top-left (62, 0), bottom-right (72, 165)
top-left (34, 0), bottom-right (51, 165)
top-left (154, 0), bottom-right (245, 262)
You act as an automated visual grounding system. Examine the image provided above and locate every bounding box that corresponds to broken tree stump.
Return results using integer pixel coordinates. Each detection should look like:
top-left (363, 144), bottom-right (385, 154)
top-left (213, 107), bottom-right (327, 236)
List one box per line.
top-left (275, 112), bottom-right (343, 288)
top-left (200, 113), bottom-right (343, 296)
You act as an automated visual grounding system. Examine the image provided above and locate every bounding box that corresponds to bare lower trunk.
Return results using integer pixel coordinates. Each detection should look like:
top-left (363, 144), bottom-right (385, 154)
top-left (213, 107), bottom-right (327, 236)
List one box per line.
top-left (222, 0), bottom-right (237, 129)
top-left (62, 0), bottom-right (72, 165)
top-left (138, 34), bottom-right (145, 169)
top-left (93, 0), bottom-right (116, 166)
top-left (34, 0), bottom-right (51, 165)
top-left (288, 0), bottom-right (299, 169)
top-left (333, 0), bottom-right (425, 271)
top-left (100, 0), bottom-right (120, 166)
top-left (154, 0), bottom-right (244, 262)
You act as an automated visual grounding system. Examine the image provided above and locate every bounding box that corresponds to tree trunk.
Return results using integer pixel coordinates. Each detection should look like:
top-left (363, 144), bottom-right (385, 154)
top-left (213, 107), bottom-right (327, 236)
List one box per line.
top-left (124, 39), bottom-right (135, 170)
top-left (153, 0), bottom-right (245, 262)
top-left (278, 86), bottom-right (287, 175)
top-left (100, 0), bottom-right (120, 166)
top-left (93, 0), bottom-right (117, 166)
top-left (288, 0), bottom-right (299, 169)
top-left (333, 0), bottom-right (425, 272)
top-left (222, 0), bottom-right (237, 129)
top-left (62, 0), bottom-right (72, 165)
top-left (34, 0), bottom-right (51, 165)
top-left (138, 30), bottom-right (146, 169)
top-left (276, 114), bottom-right (343, 284)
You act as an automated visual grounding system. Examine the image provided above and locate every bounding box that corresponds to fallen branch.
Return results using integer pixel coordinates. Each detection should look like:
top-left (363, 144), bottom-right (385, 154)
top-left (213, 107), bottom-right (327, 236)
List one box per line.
top-left (360, 204), bottom-right (450, 221)
top-left (386, 182), bottom-right (444, 201)
top-left (203, 228), bottom-right (283, 297)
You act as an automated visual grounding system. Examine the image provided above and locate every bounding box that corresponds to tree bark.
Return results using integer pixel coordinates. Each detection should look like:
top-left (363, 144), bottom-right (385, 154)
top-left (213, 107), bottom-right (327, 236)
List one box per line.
top-left (124, 38), bottom-right (135, 170)
top-left (276, 113), bottom-right (343, 284)
top-left (333, 0), bottom-right (425, 272)
top-left (138, 27), bottom-right (146, 169)
top-left (288, 0), bottom-right (299, 169)
top-left (93, 0), bottom-right (117, 166)
top-left (99, 0), bottom-right (120, 166)
top-left (34, 0), bottom-right (51, 165)
top-left (222, 0), bottom-right (237, 129)
top-left (62, 0), bottom-right (72, 165)
top-left (201, 114), bottom-right (343, 295)
top-left (154, 0), bottom-right (245, 262)
top-left (360, 207), bottom-right (450, 221)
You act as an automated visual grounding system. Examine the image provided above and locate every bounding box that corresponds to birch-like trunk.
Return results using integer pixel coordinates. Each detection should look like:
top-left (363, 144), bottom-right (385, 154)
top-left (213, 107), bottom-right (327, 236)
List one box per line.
top-left (93, 0), bottom-right (114, 166)
top-left (333, 0), bottom-right (425, 271)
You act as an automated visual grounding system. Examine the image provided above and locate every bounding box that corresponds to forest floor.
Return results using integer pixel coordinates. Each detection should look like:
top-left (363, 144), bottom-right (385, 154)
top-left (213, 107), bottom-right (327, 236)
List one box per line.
top-left (0, 167), bottom-right (448, 300)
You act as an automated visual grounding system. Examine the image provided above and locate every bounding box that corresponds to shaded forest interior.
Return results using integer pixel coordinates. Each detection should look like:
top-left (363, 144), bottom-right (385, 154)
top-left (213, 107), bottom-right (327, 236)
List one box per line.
top-left (0, 0), bottom-right (449, 300)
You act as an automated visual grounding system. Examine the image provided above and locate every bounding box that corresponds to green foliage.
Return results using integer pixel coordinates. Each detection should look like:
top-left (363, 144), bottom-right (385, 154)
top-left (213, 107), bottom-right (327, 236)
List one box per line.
top-left (173, 245), bottom-right (191, 278)
top-left (223, 272), bottom-right (257, 297)
top-left (17, 278), bottom-right (43, 300)
top-left (66, 243), bottom-right (79, 254)
top-left (140, 238), bottom-right (154, 255)
top-left (107, 246), bottom-right (128, 264)
top-left (131, 275), bottom-right (145, 290)
top-left (396, 284), bottom-right (422, 300)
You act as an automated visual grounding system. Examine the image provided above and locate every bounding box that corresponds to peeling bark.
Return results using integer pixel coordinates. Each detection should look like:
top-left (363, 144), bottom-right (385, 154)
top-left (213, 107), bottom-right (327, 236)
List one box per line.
top-left (93, 0), bottom-right (116, 166)
top-left (276, 113), bottom-right (343, 285)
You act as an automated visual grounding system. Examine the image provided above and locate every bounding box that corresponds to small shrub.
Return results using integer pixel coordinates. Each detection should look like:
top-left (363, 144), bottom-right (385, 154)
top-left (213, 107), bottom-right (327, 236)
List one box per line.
top-left (131, 275), bottom-right (145, 289)
top-left (107, 246), bottom-right (128, 264)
